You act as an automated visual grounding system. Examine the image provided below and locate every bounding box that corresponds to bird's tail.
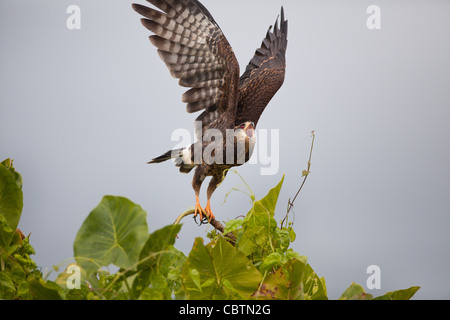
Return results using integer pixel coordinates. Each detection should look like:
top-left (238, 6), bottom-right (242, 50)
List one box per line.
top-left (148, 148), bottom-right (196, 174)
top-left (148, 150), bottom-right (180, 164)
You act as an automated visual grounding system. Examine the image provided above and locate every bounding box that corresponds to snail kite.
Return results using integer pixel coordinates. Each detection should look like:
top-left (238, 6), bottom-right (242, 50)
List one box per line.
top-left (132, 0), bottom-right (288, 222)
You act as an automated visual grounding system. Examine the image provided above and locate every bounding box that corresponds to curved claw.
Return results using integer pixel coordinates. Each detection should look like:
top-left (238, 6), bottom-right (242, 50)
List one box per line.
top-left (193, 215), bottom-right (209, 226)
top-left (193, 198), bottom-right (215, 225)
top-left (204, 202), bottom-right (216, 223)
top-left (194, 200), bottom-right (207, 226)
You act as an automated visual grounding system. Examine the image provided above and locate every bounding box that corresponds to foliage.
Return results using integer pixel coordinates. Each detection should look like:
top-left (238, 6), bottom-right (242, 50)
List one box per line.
top-left (0, 158), bottom-right (421, 300)
top-left (0, 159), bottom-right (49, 299)
top-left (73, 195), bottom-right (149, 286)
top-left (181, 237), bottom-right (262, 300)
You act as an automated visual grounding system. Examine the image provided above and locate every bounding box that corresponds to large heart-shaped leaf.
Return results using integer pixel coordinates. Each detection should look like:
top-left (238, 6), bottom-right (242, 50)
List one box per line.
top-left (182, 237), bottom-right (262, 300)
top-left (73, 196), bottom-right (148, 280)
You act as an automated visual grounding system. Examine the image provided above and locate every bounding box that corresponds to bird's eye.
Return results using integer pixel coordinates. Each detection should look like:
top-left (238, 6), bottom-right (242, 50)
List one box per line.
top-left (240, 124), bottom-right (245, 129)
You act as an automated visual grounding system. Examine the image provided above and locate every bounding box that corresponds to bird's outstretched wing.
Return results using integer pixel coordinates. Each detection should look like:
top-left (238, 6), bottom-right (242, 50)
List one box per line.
top-left (132, 0), bottom-right (240, 137)
top-left (235, 7), bottom-right (288, 127)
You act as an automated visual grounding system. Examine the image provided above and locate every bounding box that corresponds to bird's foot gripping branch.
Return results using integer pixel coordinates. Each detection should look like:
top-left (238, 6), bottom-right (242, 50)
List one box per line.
top-left (0, 158), bottom-right (420, 300)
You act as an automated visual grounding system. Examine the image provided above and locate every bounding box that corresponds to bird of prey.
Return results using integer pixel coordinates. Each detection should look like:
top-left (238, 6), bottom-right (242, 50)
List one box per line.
top-left (132, 0), bottom-right (288, 223)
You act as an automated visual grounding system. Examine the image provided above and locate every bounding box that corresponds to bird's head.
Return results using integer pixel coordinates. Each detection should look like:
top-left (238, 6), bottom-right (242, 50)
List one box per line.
top-left (236, 121), bottom-right (255, 139)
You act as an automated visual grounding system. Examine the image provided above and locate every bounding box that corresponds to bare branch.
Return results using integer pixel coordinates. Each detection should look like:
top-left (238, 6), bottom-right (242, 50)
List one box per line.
top-left (174, 209), bottom-right (237, 244)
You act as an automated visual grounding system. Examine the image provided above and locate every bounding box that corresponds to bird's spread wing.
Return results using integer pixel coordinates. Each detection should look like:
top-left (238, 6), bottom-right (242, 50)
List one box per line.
top-left (235, 7), bottom-right (288, 127)
top-left (133, 0), bottom-right (240, 138)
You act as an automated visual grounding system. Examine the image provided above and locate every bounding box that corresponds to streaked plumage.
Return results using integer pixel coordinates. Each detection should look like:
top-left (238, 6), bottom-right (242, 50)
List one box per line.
top-left (132, 0), bottom-right (288, 222)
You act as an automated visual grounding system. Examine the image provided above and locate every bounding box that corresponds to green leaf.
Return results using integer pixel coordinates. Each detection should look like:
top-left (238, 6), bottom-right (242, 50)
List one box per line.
top-left (0, 214), bottom-right (15, 250)
top-left (339, 282), bottom-right (373, 300)
top-left (182, 237), bottom-right (262, 300)
top-left (285, 249), bottom-right (303, 261)
top-left (132, 224), bottom-right (183, 299)
top-left (138, 272), bottom-right (170, 300)
top-left (189, 269), bottom-right (202, 292)
top-left (274, 228), bottom-right (291, 253)
top-left (28, 278), bottom-right (63, 300)
top-left (138, 224), bottom-right (182, 270)
top-left (302, 264), bottom-right (328, 300)
top-left (0, 162), bottom-right (23, 248)
top-left (0, 271), bottom-right (16, 292)
top-left (259, 252), bottom-right (284, 273)
top-left (287, 226), bottom-right (296, 242)
top-left (373, 286), bottom-right (421, 300)
top-left (256, 258), bottom-right (307, 300)
top-left (1, 159), bottom-right (23, 189)
top-left (73, 196), bottom-right (149, 282)
top-left (223, 219), bottom-right (244, 234)
top-left (251, 175), bottom-right (285, 219)
top-left (236, 175), bottom-right (285, 256)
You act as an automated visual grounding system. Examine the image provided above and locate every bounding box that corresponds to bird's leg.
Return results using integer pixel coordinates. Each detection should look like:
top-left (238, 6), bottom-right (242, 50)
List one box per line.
top-left (194, 193), bottom-right (206, 222)
top-left (204, 199), bottom-right (215, 222)
top-left (193, 167), bottom-right (207, 224)
top-left (205, 176), bottom-right (222, 222)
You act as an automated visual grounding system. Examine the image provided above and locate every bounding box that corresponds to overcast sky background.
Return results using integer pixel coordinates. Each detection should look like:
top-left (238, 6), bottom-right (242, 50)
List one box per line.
top-left (1, 0), bottom-right (449, 299)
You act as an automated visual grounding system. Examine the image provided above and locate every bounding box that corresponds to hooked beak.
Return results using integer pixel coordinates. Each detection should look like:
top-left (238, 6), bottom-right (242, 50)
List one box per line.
top-left (245, 122), bottom-right (255, 138)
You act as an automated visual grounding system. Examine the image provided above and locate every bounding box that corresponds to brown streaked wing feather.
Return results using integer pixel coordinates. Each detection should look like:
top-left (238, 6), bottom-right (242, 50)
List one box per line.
top-left (235, 7), bottom-right (288, 127)
top-left (132, 0), bottom-right (240, 133)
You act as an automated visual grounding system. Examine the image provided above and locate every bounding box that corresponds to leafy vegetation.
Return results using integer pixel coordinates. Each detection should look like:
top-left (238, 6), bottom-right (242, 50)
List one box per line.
top-left (0, 158), bottom-right (420, 300)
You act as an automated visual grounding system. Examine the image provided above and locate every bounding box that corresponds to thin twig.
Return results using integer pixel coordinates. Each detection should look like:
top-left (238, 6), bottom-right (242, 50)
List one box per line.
top-left (282, 131), bottom-right (316, 228)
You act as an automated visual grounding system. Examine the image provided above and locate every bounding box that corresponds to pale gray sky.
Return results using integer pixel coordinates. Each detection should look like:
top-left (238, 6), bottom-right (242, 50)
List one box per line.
top-left (1, 0), bottom-right (449, 299)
